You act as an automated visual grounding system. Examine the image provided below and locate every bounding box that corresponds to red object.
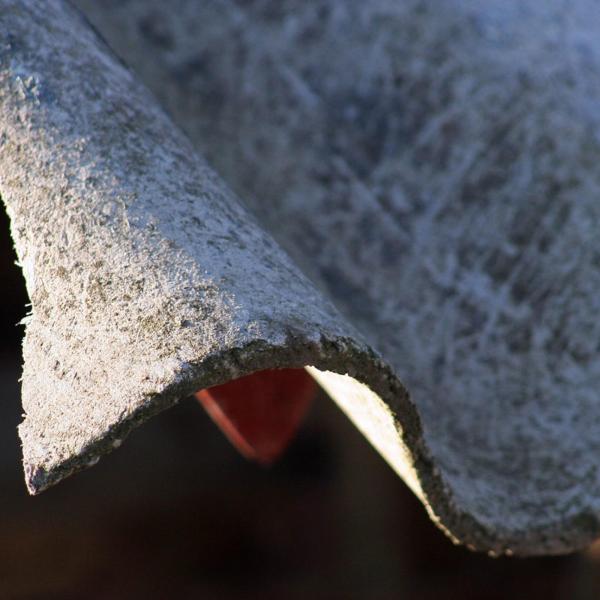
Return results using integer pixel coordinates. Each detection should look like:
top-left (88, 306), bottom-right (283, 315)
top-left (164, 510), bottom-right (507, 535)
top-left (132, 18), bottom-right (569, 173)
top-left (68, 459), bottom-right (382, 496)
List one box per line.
top-left (195, 368), bottom-right (317, 465)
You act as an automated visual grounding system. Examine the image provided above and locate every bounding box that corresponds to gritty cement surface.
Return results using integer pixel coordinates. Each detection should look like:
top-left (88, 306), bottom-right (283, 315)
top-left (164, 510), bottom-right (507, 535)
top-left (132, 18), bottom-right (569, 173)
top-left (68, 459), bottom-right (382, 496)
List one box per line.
top-left (0, 0), bottom-right (376, 490)
top-left (3, 0), bottom-right (600, 555)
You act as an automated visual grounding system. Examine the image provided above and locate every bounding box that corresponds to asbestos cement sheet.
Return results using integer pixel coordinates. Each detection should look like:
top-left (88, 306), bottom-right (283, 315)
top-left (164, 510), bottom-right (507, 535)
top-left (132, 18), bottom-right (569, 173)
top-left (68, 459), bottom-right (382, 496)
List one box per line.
top-left (3, 0), bottom-right (600, 556)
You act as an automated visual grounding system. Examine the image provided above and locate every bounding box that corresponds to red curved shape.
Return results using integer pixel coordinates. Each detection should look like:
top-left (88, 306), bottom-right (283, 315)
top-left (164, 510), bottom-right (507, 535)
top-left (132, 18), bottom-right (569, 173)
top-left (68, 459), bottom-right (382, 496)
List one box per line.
top-left (195, 369), bottom-right (317, 465)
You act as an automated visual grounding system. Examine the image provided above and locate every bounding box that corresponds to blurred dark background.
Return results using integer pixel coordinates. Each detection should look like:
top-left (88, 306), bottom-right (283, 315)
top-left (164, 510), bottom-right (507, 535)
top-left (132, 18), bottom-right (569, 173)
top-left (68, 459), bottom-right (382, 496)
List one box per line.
top-left (1, 211), bottom-right (600, 599)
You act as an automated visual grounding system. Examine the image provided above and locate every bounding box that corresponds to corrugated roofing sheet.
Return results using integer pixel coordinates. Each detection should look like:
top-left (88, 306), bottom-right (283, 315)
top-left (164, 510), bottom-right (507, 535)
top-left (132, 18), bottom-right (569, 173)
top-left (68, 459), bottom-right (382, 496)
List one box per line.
top-left (3, 0), bottom-right (600, 555)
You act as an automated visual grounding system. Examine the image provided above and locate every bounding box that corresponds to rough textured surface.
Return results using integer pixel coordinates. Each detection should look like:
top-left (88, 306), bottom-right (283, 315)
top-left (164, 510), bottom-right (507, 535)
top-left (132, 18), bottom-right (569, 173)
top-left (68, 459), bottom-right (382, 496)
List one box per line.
top-left (3, 0), bottom-right (600, 556)
top-left (0, 0), bottom-right (388, 493)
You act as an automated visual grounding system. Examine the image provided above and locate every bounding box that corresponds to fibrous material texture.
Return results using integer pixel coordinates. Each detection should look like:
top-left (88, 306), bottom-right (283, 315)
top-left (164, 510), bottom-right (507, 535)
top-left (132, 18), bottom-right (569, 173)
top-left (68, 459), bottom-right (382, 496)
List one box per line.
top-left (2, 0), bottom-right (600, 555)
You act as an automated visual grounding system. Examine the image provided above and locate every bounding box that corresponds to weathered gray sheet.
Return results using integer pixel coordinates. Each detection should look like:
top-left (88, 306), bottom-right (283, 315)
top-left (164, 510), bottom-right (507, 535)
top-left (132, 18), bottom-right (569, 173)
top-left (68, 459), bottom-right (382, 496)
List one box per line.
top-left (3, 0), bottom-right (600, 555)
